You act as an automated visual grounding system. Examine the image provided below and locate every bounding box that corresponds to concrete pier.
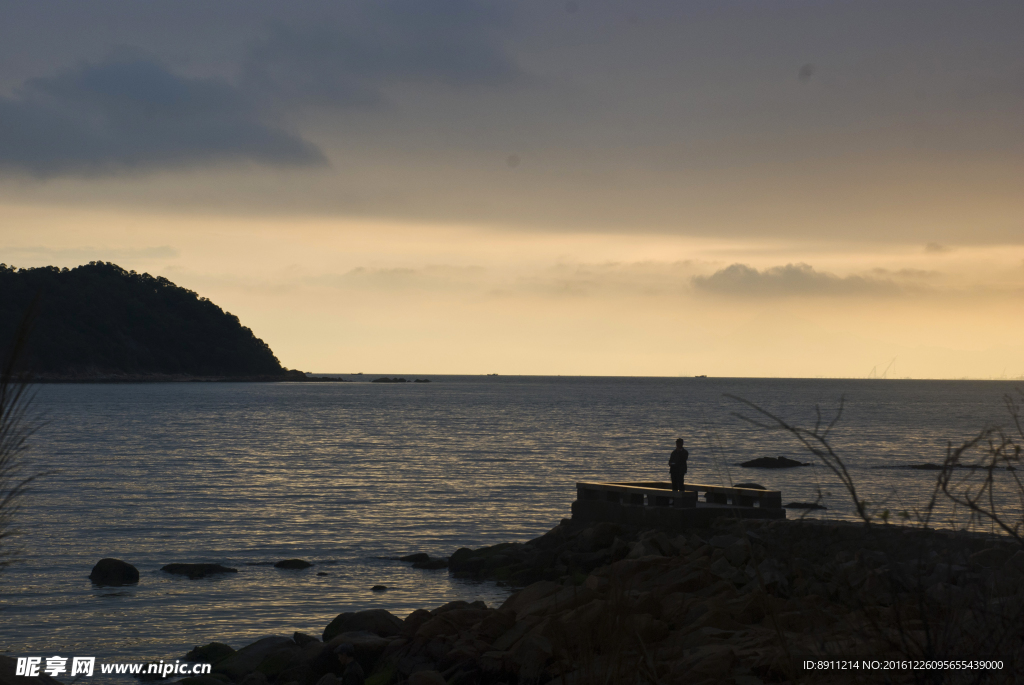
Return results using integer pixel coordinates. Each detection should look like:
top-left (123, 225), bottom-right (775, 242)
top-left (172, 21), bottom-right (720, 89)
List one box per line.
top-left (571, 481), bottom-right (786, 529)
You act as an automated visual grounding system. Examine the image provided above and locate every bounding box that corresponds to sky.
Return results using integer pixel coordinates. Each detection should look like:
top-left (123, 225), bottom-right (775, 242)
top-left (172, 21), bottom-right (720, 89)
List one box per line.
top-left (1, 0), bottom-right (1022, 378)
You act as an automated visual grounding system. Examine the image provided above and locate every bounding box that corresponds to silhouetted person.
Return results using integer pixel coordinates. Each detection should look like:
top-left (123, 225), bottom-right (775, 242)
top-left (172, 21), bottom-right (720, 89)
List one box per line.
top-left (669, 438), bottom-right (688, 491)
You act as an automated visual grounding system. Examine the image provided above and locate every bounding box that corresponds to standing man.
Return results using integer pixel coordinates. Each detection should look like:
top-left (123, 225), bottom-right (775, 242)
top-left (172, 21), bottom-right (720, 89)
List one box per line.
top-left (669, 438), bottom-right (689, 491)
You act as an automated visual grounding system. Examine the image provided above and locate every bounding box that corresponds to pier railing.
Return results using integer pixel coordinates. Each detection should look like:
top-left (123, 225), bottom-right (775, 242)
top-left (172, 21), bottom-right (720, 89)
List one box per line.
top-left (576, 481), bottom-right (782, 510)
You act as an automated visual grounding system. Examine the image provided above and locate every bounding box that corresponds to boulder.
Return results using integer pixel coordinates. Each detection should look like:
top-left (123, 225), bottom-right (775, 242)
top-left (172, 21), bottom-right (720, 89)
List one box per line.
top-left (274, 559), bottom-right (312, 570)
top-left (400, 609), bottom-right (433, 637)
top-left (183, 642), bottom-right (235, 666)
top-left (371, 585), bottom-right (388, 592)
top-left (474, 610), bottom-right (516, 641)
top-left (642, 530), bottom-right (680, 556)
top-left (212, 636), bottom-right (294, 682)
top-left (430, 599), bottom-right (487, 614)
top-left (579, 523), bottom-right (622, 552)
top-left (162, 563), bottom-right (238, 579)
top-left (399, 553), bottom-right (430, 563)
top-left (293, 632), bottom-right (320, 647)
top-left (710, 557), bottom-right (747, 585)
top-left (89, 558), bottom-right (139, 586)
top-left (323, 609), bottom-right (403, 641)
top-left (499, 580), bottom-right (562, 616)
top-left (412, 558), bottom-right (449, 570)
top-left (724, 541), bottom-right (751, 567)
top-left (508, 585), bottom-right (597, 618)
top-left (253, 643), bottom-right (303, 680)
top-left (750, 558), bottom-right (790, 593)
top-left (325, 631), bottom-right (392, 673)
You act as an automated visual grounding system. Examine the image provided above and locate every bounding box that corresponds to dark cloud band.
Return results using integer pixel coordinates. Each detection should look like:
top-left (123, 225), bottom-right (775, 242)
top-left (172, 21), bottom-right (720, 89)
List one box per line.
top-left (0, 50), bottom-right (326, 177)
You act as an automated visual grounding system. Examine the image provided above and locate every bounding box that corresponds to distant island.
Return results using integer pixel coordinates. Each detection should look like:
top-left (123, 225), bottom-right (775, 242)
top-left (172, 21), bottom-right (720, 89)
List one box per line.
top-left (371, 377), bottom-right (431, 383)
top-left (0, 261), bottom-right (315, 382)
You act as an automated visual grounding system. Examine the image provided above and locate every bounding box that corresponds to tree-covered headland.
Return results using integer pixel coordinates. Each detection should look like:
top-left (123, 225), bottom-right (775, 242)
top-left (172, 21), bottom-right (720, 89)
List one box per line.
top-left (0, 262), bottom-right (305, 380)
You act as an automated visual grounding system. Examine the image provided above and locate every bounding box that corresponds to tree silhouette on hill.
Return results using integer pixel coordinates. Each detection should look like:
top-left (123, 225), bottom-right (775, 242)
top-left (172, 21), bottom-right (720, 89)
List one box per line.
top-left (0, 262), bottom-right (294, 378)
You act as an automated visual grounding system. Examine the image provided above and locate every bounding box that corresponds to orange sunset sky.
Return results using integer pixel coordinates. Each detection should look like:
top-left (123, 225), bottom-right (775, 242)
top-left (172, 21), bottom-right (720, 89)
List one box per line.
top-left (1, 0), bottom-right (1022, 378)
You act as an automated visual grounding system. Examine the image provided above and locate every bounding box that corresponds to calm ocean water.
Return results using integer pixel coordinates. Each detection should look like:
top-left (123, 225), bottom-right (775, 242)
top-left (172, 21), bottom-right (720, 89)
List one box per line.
top-left (2, 376), bottom-right (1021, 673)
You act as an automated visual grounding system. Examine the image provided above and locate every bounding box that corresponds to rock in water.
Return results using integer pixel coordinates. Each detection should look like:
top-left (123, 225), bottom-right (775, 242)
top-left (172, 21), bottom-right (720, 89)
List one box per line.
top-left (322, 609), bottom-right (403, 641)
top-left (274, 559), bottom-right (313, 569)
top-left (162, 563), bottom-right (238, 579)
top-left (399, 553), bottom-right (430, 563)
top-left (739, 456), bottom-right (809, 468)
top-left (412, 558), bottom-right (449, 570)
top-left (89, 558), bottom-right (140, 586)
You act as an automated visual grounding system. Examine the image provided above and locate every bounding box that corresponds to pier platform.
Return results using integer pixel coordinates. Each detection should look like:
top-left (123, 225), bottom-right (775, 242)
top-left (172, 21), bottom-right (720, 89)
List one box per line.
top-left (571, 481), bottom-right (786, 529)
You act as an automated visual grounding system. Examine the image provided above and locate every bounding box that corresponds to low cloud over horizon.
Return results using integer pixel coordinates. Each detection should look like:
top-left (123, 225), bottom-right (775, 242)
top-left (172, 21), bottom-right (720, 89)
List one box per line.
top-left (692, 263), bottom-right (903, 298)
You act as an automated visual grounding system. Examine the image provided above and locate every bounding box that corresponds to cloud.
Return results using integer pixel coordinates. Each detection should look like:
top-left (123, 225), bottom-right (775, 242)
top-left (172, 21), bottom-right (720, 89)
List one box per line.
top-left (306, 261), bottom-right (705, 299)
top-left (691, 263), bottom-right (901, 297)
top-left (241, 2), bottom-right (521, 107)
top-left (0, 2), bottom-right (520, 178)
top-left (325, 265), bottom-right (489, 292)
top-left (518, 261), bottom-right (701, 297)
top-left (869, 267), bottom-right (939, 279)
top-left (1, 245), bottom-right (180, 263)
top-left (0, 50), bottom-right (326, 177)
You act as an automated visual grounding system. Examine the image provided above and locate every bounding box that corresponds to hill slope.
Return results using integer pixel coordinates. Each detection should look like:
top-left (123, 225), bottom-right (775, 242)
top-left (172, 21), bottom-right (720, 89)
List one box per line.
top-left (0, 262), bottom-right (298, 379)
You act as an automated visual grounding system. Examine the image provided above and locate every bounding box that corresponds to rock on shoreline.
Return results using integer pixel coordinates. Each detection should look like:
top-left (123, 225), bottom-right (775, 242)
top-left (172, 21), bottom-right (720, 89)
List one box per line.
top-left (170, 518), bottom-right (1024, 685)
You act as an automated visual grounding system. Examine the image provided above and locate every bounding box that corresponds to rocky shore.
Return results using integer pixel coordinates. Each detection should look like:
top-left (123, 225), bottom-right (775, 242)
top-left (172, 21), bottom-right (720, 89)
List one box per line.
top-left (134, 515), bottom-right (1024, 685)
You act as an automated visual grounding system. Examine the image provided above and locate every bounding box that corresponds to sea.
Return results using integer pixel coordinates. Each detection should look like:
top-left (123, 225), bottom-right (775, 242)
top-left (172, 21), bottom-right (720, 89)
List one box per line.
top-left (2, 376), bottom-right (1021, 676)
